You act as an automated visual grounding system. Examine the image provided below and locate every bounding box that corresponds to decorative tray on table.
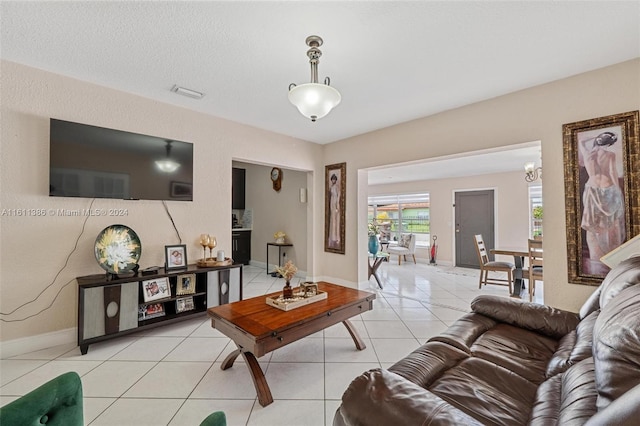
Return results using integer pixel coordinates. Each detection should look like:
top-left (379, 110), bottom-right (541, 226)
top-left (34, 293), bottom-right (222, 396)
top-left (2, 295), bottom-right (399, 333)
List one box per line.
top-left (196, 257), bottom-right (233, 267)
top-left (266, 288), bottom-right (327, 311)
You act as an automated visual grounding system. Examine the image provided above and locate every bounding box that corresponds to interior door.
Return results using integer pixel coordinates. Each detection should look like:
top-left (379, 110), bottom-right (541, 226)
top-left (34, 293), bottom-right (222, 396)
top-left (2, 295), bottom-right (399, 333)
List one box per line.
top-left (455, 190), bottom-right (495, 268)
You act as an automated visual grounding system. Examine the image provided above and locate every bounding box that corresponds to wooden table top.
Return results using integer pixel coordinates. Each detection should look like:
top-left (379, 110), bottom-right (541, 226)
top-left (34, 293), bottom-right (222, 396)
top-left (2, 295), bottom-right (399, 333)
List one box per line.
top-left (491, 248), bottom-right (528, 257)
top-left (207, 282), bottom-right (375, 339)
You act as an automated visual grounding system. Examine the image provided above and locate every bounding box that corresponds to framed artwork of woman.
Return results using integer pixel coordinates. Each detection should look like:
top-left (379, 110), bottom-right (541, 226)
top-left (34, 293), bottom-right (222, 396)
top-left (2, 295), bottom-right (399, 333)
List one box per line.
top-left (325, 162), bottom-right (346, 254)
top-left (563, 110), bottom-right (639, 285)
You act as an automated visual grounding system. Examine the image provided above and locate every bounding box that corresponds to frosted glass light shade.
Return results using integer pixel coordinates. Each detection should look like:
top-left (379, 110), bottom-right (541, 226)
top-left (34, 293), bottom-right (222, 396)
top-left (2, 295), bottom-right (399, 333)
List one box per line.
top-left (524, 162), bottom-right (536, 173)
top-left (288, 83), bottom-right (341, 122)
top-left (155, 160), bottom-right (180, 173)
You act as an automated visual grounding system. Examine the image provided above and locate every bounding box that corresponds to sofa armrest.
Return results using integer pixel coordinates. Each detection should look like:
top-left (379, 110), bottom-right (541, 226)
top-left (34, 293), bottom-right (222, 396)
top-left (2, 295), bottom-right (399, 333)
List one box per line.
top-left (584, 383), bottom-right (640, 426)
top-left (471, 295), bottom-right (580, 339)
top-left (334, 369), bottom-right (483, 426)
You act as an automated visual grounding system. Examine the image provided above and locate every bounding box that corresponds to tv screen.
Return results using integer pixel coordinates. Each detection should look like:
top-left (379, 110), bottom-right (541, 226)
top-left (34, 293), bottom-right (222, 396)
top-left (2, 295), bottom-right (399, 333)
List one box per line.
top-left (49, 119), bottom-right (193, 201)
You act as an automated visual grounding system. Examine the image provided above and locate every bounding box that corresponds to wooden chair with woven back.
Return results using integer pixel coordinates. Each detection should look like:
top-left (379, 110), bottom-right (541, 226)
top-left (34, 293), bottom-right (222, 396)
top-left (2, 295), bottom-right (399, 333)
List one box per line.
top-left (474, 234), bottom-right (514, 294)
top-left (527, 238), bottom-right (543, 302)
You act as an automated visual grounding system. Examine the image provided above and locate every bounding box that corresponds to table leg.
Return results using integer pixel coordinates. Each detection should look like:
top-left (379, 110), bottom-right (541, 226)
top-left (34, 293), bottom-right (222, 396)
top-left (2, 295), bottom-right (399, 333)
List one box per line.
top-left (511, 255), bottom-right (526, 297)
top-left (222, 344), bottom-right (274, 406)
top-left (343, 319), bottom-right (366, 350)
top-left (221, 348), bottom-right (241, 370)
top-left (368, 257), bottom-right (384, 289)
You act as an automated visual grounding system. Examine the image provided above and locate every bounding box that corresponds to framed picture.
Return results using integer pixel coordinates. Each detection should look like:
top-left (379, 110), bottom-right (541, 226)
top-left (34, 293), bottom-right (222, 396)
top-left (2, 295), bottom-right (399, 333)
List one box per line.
top-left (138, 303), bottom-right (165, 320)
top-left (324, 162), bottom-right (346, 254)
top-left (142, 277), bottom-right (171, 302)
top-left (176, 273), bottom-right (196, 295)
top-left (170, 181), bottom-right (192, 198)
top-left (165, 244), bottom-right (187, 270)
top-left (175, 296), bottom-right (195, 313)
top-left (563, 110), bottom-right (639, 285)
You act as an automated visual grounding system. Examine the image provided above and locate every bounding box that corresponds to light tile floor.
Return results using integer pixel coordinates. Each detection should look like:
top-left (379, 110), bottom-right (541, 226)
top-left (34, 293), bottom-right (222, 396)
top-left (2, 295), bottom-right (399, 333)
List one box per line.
top-left (0, 262), bottom-right (542, 425)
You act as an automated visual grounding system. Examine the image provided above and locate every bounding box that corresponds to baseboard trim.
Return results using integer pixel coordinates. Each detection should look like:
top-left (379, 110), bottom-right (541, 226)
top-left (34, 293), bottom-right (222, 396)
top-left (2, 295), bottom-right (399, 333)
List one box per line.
top-left (0, 327), bottom-right (76, 359)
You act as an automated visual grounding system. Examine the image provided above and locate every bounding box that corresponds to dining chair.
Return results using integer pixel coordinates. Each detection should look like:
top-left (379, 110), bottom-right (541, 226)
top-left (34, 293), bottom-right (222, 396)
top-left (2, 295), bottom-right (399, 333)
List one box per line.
top-left (527, 238), bottom-right (543, 302)
top-left (473, 234), bottom-right (514, 293)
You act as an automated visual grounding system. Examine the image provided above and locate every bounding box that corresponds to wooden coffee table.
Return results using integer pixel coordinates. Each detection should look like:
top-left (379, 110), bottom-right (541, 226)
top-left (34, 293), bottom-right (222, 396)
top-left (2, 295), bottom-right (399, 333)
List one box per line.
top-left (207, 281), bottom-right (376, 406)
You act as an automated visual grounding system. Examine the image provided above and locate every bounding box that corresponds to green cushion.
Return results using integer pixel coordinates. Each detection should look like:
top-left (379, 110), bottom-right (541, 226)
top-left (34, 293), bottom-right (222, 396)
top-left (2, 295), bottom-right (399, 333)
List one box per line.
top-left (0, 371), bottom-right (83, 426)
top-left (200, 410), bottom-right (227, 426)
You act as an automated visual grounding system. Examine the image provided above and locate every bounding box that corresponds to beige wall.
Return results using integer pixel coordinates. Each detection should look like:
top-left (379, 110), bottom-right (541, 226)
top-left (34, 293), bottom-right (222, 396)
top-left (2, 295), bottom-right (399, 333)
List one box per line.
top-left (0, 60), bottom-right (322, 342)
top-left (322, 58), bottom-right (640, 312)
top-left (368, 170), bottom-right (532, 265)
top-left (234, 161), bottom-right (309, 272)
top-left (2, 58), bottom-right (639, 346)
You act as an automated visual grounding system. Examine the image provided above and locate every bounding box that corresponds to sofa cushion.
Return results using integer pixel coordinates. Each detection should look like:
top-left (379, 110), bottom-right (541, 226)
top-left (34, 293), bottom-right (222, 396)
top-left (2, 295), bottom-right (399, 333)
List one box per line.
top-left (592, 284), bottom-right (640, 410)
top-left (334, 368), bottom-right (484, 426)
top-left (580, 256), bottom-right (640, 318)
top-left (585, 382), bottom-right (640, 426)
top-left (546, 309), bottom-right (600, 377)
top-left (470, 323), bottom-right (558, 384)
top-left (429, 357), bottom-right (538, 425)
top-left (389, 341), bottom-right (468, 388)
top-left (529, 357), bottom-right (597, 425)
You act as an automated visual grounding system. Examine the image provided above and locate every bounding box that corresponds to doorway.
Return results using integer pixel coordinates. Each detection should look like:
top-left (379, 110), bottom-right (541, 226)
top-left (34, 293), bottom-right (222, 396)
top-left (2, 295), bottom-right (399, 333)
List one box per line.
top-left (454, 189), bottom-right (495, 268)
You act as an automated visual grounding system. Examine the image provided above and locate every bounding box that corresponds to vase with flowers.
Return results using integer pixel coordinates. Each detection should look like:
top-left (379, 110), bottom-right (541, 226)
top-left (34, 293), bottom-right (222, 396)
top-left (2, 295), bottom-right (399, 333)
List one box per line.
top-left (275, 260), bottom-right (298, 299)
top-left (274, 231), bottom-right (286, 244)
top-left (367, 222), bottom-right (379, 255)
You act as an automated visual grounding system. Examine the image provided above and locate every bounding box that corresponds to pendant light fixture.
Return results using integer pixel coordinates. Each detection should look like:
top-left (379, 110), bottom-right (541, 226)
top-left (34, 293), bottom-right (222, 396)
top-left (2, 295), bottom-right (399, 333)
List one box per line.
top-left (288, 35), bottom-right (341, 122)
top-left (156, 141), bottom-right (180, 173)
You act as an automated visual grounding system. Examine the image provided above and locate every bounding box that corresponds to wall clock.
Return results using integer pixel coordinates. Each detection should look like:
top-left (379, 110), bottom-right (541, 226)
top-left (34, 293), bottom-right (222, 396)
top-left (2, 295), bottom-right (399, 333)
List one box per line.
top-left (271, 167), bottom-right (282, 192)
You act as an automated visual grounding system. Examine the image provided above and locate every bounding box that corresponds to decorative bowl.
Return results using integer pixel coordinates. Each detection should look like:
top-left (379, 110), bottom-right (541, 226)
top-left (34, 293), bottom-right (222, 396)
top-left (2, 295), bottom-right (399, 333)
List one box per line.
top-left (94, 224), bottom-right (142, 274)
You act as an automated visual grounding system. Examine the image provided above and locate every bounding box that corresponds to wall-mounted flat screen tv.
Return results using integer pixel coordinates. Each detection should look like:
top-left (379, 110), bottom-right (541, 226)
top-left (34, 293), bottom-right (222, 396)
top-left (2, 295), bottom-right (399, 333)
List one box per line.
top-left (50, 119), bottom-right (193, 201)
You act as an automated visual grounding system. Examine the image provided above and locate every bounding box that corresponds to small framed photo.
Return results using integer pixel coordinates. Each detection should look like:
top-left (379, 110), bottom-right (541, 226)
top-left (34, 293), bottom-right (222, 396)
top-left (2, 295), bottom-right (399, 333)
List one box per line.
top-left (165, 244), bottom-right (187, 270)
top-left (176, 296), bottom-right (195, 313)
top-left (142, 277), bottom-right (171, 302)
top-left (176, 273), bottom-right (196, 295)
top-left (138, 303), bottom-right (165, 320)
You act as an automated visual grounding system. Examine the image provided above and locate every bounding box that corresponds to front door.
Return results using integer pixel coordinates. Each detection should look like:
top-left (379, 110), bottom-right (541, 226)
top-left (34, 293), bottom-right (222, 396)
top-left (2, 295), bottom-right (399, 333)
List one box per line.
top-left (455, 190), bottom-right (495, 268)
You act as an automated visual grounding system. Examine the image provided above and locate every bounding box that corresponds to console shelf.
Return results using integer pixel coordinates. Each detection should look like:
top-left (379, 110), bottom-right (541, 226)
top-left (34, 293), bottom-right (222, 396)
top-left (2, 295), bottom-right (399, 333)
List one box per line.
top-left (77, 263), bottom-right (242, 354)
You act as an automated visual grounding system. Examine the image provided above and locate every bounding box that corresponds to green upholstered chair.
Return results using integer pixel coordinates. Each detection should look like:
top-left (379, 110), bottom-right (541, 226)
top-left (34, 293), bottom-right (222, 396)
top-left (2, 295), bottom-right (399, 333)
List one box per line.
top-left (0, 371), bottom-right (83, 426)
top-left (0, 370), bottom-right (226, 426)
top-left (200, 410), bottom-right (227, 426)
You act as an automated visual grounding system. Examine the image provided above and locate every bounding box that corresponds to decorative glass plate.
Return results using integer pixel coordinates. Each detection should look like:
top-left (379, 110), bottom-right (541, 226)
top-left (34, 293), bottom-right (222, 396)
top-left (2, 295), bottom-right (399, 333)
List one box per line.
top-left (94, 224), bottom-right (142, 274)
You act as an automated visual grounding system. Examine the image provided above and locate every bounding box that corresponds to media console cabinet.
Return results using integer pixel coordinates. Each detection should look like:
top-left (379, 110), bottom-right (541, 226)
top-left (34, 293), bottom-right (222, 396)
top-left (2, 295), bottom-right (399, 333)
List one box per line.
top-left (77, 263), bottom-right (243, 354)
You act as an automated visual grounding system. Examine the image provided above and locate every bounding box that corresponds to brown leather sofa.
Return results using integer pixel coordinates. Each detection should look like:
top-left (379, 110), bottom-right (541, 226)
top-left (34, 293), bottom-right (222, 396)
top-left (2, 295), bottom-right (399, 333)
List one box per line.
top-left (334, 256), bottom-right (640, 425)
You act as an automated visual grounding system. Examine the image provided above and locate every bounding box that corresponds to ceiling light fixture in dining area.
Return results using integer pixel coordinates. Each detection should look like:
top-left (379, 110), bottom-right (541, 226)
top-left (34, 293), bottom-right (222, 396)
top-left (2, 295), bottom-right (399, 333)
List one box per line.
top-left (288, 35), bottom-right (341, 122)
top-left (524, 162), bottom-right (542, 182)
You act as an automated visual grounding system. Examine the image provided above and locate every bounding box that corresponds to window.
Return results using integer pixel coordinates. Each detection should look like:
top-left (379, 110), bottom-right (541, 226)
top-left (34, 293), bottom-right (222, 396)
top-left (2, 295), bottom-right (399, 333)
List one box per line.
top-left (368, 193), bottom-right (430, 247)
top-left (529, 185), bottom-right (542, 238)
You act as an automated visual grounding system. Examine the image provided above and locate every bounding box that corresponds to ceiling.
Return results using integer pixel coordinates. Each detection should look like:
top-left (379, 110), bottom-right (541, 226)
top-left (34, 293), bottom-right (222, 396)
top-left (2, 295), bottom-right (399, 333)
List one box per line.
top-left (1, 1), bottom-right (638, 180)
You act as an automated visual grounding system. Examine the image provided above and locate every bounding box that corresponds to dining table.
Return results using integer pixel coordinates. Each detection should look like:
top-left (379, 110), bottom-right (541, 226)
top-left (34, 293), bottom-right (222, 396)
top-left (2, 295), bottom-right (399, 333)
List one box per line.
top-left (490, 247), bottom-right (528, 298)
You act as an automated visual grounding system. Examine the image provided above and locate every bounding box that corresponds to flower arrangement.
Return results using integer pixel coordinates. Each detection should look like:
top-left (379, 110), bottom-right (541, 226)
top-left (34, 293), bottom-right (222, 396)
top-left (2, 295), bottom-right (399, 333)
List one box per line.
top-left (274, 231), bottom-right (286, 240)
top-left (367, 221), bottom-right (379, 236)
top-left (275, 260), bottom-right (298, 281)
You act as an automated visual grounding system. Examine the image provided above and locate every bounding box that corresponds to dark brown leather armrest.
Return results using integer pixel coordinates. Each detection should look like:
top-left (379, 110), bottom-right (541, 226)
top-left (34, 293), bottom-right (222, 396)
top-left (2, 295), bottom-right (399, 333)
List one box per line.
top-left (334, 369), bottom-right (483, 426)
top-left (584, 383), bottom-right (640, 426)
top-left (471, 295), bottom-right (580, 339)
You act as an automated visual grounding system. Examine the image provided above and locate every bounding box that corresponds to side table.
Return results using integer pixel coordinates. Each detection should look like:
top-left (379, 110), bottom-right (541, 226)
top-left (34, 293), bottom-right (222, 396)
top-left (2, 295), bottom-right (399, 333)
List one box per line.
top-left (266, 242), bottom-right (293, 276)
top-left (368, 252), bottom-right (389, 289)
